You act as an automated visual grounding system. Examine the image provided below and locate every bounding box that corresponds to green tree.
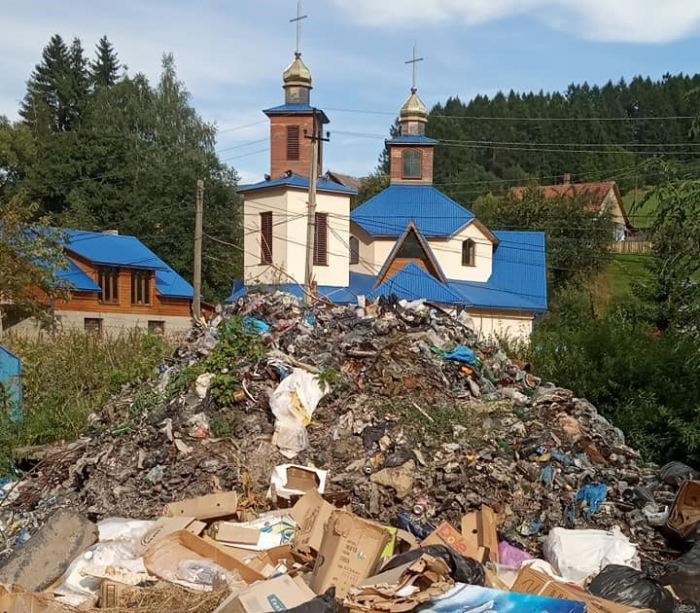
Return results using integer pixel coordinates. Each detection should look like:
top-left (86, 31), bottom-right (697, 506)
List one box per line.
top-left (90, 35), bottom-right (121, 88)
top-left (0, 196), bottom-right (69, 335)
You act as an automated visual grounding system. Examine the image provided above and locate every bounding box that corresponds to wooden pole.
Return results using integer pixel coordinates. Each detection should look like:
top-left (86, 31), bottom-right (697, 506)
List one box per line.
top-left (193, 179), bottom-right (204, 318)
top-left (304, 115), bottom-right (319, 305)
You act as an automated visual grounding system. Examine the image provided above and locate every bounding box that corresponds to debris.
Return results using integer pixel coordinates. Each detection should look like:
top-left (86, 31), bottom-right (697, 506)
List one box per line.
top-left (310, 510), bottom-right (391, 598)
top-left (344, 553), bottom-right (453, 613)
top-left (461, 507), bottom-right (499, 563)
top-left (543, 527), bottom-right (641, 585)
top-left (659, 542), bottom-right (700, 604)
top-left (268, 464), bottom-right (327, 500)
top-left (370, 460), bottom-right (416, 499)
top-left (164, 492), bottom-right (239, 521)
top-left (422, 522), bottom-right (473, 560)
top-left (664, 480), bottom-right (700, 542)
top-left (0, 510), bottom-right (98, 592)
top-left (588, 565), bottom-right (675, 613)
top-left (381, 545), bottom-right (485, 586)
top-left (214, 574), bottom-right (316, 613)
top-left (291, 490), bottom-right (336, 554)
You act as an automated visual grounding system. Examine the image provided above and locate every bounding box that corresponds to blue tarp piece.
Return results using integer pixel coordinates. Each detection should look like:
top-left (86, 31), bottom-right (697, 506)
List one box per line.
top-left (443, 346), bottom-right (476, 365)
top-left (539, 464), bottom-right (553, 484)
top-left (0, 345), bottom-right (22, 422)
top-left (576, 483), bottom-right (608, 518)
top-left (243, 317), bottom-right (270, 334)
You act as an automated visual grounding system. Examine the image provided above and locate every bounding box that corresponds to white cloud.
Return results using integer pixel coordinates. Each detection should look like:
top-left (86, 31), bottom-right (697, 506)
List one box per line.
top-left (330, 0), bottom-right (700, 43)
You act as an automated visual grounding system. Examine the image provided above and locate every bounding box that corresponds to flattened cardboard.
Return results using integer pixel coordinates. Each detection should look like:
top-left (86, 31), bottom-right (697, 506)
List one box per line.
top-left (512, 565), bottom-right (654, 613)
top-left (99, 580), bottom-right (144, 608)
top-left (214, 523), bottom-right (261, 546)
top-left (310, 510), bottom-right (391, 599)
top-left (143, 530), bottom-right (265, 584)
top-left (460, 506), bottom-right (499, 563)
top-left (138, 516), bottom-right (205, 554)
top-left (164, 491), bottom-right (239, 521)
top-left (214, 574), bottom-right (317, 613)
top-left (422, 522), bottom-right (472, 559)
top-left (345, 554), bottom-right (453, 613)
top-left (291, 489), bottom-right (335, 554)
top-left (0, 592), bottom-right (72, 613)
top-left (665, 480), bottom-right (700, 541)
top-left (285, 467), bottom-right (321, 492)
top-left (268, 464), bottom-right (328, 500)
top-left (217, 511), bottom-right (295, 551)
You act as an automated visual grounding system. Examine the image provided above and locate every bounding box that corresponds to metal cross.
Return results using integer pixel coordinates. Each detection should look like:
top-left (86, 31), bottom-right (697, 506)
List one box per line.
top-left (290, 0), bottom-right (308, 58)
top-left (405, 43), bottom-right (424, 93)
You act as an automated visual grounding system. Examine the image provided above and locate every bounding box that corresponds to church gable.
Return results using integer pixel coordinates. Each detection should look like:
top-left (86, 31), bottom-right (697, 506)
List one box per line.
top-left (375, 222), bottom-right (445, 287)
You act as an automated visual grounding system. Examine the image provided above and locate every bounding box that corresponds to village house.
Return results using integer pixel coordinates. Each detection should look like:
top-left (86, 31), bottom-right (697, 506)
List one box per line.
top-left (8, 229), bottom-right (195, 337)
top-left (510, 175), bottom-right (634, 243)
top-left (231, 49), bottom-right (548, 340)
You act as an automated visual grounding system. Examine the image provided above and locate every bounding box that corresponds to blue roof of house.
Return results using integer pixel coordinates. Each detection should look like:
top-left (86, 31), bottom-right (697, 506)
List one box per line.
top-left (61, 229), bottom-right (193, 299)
top-left (238, 173), bottom-right (357, 195)
top-left (386, 135), bottom-right (438, 145)
top-left (263, 104), bottom-right (329, 123)
top-left (227, 232), bottom-right (547, 312)
top-left (57, 259), bottom-right (102, 292)
top-left (368, 262), bottom-right (465, 303)
top-left (351, 185), bottom-right (474, 237)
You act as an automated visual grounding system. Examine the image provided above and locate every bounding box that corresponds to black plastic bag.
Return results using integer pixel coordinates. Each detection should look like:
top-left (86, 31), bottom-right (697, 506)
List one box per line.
top-left (588, 564), bottom-right (675, 613)
top-left (660, 462), bottom-right (699, 488)
top-left (381, 544), bottom-right (485, 586)
top-left (660, 543), bottom-right (700, 604)
top-left (287, 589), bottom-right (337, 613)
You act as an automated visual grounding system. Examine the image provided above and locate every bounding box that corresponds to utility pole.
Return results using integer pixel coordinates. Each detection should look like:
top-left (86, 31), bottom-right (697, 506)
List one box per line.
top-left (303, 113), bottom-right (329, 304)
top-left (193, 179), bottom-right (204, 318)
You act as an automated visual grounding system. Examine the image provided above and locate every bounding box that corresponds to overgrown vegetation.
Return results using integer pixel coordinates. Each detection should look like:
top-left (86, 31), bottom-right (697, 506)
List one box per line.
top-left (3, 330), bottom-right (173, 453)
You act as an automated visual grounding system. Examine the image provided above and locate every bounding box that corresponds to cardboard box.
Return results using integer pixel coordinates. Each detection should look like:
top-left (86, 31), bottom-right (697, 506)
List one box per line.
top-left (164, 491), bottom-right (239, 521)
top-left (310, 510), bottom-right (391, 599)
top-left (291, 489), bottom-right (336, 554)
top-left (213, 511), bottom-right (295, 551)
top-left (460, 506), bottom-right (499, 563)
top-left (422, 522), bottom-right (472, 558)
top-left (99, 580), bottom-right (145, 608)
top-left (213, 523), bottom-right (261, 546)
top-left (512, 565), bottom-right (654, 613)
top-left (0, 592), bottom-right (72, 613)
top-left (665, 480), bottom-right (700, 541)
top-left (138, 516), bottom-right (206, 554)
top-left (213, 574), bottom-right (316, 613)
top-left (345, 554), bottom-right (453, 613)
top-left (143, 530), bottom-right (265, 585)
top-left (268, 464), bottom-right (328, 500)
top-left (419, 583), bottom-right (585, 613)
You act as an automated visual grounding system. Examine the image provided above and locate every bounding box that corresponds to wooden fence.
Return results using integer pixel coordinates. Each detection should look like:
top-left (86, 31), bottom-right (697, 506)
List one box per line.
top-left (609, 239), bottom-right (653, 254)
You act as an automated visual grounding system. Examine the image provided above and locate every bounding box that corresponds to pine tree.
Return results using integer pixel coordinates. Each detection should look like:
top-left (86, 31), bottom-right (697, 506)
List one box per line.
top-left (65, 37), bottom-right (89, 130)
top-left (90, 35), bottom-right (121, 88)
top-left (19, 34), bottom-right (70, 133)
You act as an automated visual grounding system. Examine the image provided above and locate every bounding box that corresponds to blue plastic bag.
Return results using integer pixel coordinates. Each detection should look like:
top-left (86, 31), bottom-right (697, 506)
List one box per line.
top-left (443, 346), bottom-right (476, 365)
top-left (576, 483), bottom-right (608, 518)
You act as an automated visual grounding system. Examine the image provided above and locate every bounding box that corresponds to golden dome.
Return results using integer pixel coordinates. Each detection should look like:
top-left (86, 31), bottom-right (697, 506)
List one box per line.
top-left (400, 90), bottom-right (428, 124)
top-left (283, 54), bottom-right (312, 89)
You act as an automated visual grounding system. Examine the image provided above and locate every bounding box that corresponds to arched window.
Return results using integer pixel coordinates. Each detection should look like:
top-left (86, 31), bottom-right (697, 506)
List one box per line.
top-left (462, 239), bottom-right (476, 266)
top-left (402, 149), bottom-right (422, 179)
top-left (349, 236), bottom-right (359, 265)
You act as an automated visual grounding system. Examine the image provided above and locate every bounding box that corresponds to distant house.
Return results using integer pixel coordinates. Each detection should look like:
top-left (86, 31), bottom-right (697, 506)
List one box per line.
top-left (323, 170), bottom-right (365, 193)
top-left (510, 176), bottom-right (633, 242)
top-left (8, 229), bottom-right (195, 337)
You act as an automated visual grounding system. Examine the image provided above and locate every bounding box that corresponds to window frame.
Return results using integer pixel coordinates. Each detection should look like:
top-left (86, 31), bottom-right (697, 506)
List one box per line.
top-left (148, 320), bottom-right (165, 335)
top-left (461, 239), bottom-right (476, 267)
top-left (97, 266), bottom-right (119, 303)
top-left (286, 125), bottom-right (300, 160)
top-left (130, 269), bottom-right (152, 305)
top-left (313, 212), bottom-right (328, 266)
top-left (349, 235), bottom-right (359, 265)
top-left (260, 211), bottom-right (273, 264)
top-left (84, 317), bottom-right (102, 337)
top-left (402, 149), bottom-right (422, 179)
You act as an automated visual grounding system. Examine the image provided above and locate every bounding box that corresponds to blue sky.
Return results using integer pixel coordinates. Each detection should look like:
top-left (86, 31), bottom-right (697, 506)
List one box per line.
top-left (3, 0), bottom-right (700, 183)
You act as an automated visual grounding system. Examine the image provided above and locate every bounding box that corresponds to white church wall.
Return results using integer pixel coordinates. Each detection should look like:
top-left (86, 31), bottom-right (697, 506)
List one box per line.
top-left (243, 189), bottom-right (290, 285)
top-left (433, 222), bottom-right (494, 282)
top-left (466, 309), bottom-right (534, 341)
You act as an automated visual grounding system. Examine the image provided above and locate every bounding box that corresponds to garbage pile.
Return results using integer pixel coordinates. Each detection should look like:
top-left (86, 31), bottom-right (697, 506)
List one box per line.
top-left (0, 291), bottom-right (698, 611)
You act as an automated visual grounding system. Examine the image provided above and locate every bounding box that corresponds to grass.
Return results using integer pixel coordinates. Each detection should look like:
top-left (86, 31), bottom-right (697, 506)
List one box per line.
top-left (1, 330), bottom-right (174, 472)
top-left (623, 188), bottom-right (659, 229)
top-left (590, 253), bottom-right (651, 313)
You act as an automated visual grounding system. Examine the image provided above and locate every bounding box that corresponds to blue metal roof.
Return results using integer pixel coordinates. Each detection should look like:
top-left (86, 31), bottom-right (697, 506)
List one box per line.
top-left (57, 259), bottom-right (102, 292)
top-left (351, 185), bottom-right (474, 237)
top-left (386, 135), bottom-right (438, 145)
top-left (368, 263), bottom-right (466, 303)
top-left (60, 229), bottom-right (193, 299)
top-left (263, 104), bottom-right (329, 123)
top-left (238, 173), bottom-right (357, 195)
top-left (227, 231), bottom-right (547, 313)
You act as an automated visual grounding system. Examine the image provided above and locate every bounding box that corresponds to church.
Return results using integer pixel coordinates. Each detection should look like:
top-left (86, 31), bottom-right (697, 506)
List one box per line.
top-left (230, 47), bottom-right (547, 339)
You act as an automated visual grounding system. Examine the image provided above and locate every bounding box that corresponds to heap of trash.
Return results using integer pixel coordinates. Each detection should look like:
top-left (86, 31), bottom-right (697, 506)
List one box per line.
top-left (0, 291), bottom-right (698, 612)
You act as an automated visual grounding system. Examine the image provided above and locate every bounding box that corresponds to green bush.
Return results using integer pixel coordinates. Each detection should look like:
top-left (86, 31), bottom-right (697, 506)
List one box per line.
top-left (527, 291), bottom-right (700, 465)
top-left (4, 329), bottom-right (173, 449)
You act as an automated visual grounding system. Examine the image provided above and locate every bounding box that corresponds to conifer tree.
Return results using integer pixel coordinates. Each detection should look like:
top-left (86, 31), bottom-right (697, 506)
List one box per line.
top-left (90, 35), bottom-right (121, 88)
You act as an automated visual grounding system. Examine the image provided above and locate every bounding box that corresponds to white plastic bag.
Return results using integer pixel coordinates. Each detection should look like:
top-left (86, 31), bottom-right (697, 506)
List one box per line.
top-left (543, 527), bottom-right (640, 584)
top-left (269, 368), bottom-right (327, 458)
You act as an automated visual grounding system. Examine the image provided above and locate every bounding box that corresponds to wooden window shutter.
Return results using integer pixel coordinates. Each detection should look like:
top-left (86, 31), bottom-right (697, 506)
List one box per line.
top-left (313, 212), bottom-right (328, 266)
top-left (287, 125), bottom-right (300, 160)
top-left (260, 212), bottom-right (273, 264)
